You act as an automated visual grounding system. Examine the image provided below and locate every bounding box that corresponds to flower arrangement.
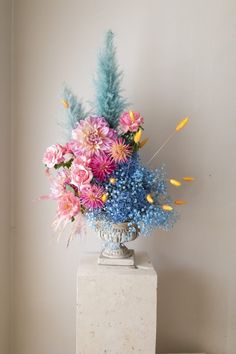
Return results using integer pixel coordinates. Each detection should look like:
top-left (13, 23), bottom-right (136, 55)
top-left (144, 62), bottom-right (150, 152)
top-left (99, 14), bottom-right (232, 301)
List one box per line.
top-left (42, 31), bottom-right (194, 249)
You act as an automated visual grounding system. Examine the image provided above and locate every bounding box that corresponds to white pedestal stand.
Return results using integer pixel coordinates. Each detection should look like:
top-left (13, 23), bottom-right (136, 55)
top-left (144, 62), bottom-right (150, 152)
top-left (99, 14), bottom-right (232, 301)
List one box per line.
top-left (76, 252), bottom-right (157, 354)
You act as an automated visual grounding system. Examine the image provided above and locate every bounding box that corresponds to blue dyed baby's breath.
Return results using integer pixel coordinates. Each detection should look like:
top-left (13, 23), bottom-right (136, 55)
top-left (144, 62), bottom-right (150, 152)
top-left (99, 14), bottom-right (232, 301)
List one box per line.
top-left (86, 154), bottom-right (177, 236)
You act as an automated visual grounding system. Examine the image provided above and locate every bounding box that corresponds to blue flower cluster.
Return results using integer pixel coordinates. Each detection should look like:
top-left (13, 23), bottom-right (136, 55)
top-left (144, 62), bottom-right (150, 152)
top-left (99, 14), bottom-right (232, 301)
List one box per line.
top-left (87, 154), bottom-right (177, 236)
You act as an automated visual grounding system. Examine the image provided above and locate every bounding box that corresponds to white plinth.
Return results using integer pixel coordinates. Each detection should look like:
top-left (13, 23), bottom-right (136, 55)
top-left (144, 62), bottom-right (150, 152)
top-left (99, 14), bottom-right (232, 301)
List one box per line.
top-left (76, 252), bottom-right (157, 354)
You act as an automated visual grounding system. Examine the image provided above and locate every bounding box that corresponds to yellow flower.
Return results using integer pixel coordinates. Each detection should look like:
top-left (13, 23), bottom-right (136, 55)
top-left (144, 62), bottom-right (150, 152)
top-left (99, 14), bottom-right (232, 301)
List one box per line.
top-left (162, 204), bottom-right (173, 211)
top-left (101, 193), bottom-right (108, 203)
top-left (183, 176), bottom-right (195, 182)
top-left (174, 200), bottom-right (187, 205)
top-left (129, 110), bottom-right (135, 122)
top-left (109, 177), bottom-right (117, 185)
top-left (134, 129), bottom-right (142, 143)
top-left (61, 99), bottom-right (69, 109)
top-left (169, 179), bottom-right (182, 187)
top-left (175, 117), bottom-right (189, 132)
top-left (146, 194), bottom-right (154, 204)
top-left (139, 138), bottom-right (148, 148)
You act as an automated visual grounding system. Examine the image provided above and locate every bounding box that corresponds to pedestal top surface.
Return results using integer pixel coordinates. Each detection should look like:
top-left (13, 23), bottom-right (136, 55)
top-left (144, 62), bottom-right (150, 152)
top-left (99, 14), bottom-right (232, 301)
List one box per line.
top-left (78, 251), bottom-right (157, 277)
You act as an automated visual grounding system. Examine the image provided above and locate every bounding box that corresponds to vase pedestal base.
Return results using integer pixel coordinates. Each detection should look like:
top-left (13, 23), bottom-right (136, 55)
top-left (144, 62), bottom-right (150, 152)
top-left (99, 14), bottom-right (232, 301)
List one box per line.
top-left (98, 249), bottom-right (135, 266)
top-left (77, 252), bottom-right (157, 354)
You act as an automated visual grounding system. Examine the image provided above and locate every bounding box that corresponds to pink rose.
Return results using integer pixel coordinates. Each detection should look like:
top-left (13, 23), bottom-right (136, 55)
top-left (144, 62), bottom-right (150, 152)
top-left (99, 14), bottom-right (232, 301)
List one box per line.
top-left (57, 191), bottom-right (80, 219)
top-left (49, 169), bottom-right (71, 199)
top-left (71, 160), bottom-right (93, 190)
top-left (43, 144), bottom-right (64, 168)
top-left (119, 111), bottom-right (144, 133)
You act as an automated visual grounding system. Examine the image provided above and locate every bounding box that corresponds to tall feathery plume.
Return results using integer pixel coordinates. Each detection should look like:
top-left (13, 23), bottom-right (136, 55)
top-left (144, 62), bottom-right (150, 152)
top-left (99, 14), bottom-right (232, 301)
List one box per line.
top-left (94, 30), bottom-right (128, 128)
top-left (62, 86), bottom-right (87, 134)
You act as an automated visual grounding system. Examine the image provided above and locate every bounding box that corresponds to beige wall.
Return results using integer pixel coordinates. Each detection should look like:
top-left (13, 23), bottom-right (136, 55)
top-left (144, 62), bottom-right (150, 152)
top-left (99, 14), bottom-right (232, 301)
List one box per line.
top-left (0, 0), bottom-right (11, 353)
top-left (13, 0), bottom-right (236, 353)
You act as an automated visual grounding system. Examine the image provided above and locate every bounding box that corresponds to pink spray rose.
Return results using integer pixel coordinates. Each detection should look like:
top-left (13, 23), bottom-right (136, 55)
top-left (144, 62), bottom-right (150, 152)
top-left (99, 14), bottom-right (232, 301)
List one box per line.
top-left (70, 158), bottom-right (93, 190)
top-left (119, 111), bottom-right (144, 133)
top-left (57, 191), bottom-right (81, 219)
top-left (43, 144), bottom-right (65, 168)
top-left (49, 169), bottom-right (72, 199)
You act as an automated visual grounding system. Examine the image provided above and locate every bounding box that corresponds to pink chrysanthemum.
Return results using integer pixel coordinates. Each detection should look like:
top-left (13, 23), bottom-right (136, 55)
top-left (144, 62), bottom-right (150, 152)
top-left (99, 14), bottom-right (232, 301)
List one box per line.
top-left (109, 138), bottom-right (132, 163)
top-left (80, 184), bottom-right (105, 209)
top-left (57, 191), bottom-right (81, 219)
top-left (72, 116), bottom-right (117, 156)
top-left (90, 153), bottom-right (116, 181)
top-left (119, 111), bottom-right (144, 133)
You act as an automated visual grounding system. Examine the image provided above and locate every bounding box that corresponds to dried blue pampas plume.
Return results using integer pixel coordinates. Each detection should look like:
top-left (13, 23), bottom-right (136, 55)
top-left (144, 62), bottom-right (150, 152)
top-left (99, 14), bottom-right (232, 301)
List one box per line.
top-left (93, 30), bottom-right (128, 128)
top-left (62, 86), bottom-right (87, 133)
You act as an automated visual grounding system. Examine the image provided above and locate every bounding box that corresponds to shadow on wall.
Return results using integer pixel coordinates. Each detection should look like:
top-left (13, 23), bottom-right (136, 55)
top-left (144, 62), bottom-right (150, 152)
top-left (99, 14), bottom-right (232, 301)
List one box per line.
top-left (156, 267), bottom-right (214, 354)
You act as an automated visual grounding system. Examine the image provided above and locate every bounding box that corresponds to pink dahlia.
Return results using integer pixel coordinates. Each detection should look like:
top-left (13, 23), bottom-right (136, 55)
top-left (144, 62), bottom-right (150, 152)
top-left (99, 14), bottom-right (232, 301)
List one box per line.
top-left (70, 158), bottom-right (93, 190)
top-left (72, 116), bottom-right (117, 156)
top-left (119, 111), bottom-right (144, 133)
top-left (90, 153), bottom-right (116, 181)
top-left (80, 184), bottom-right (105, 209)
top-left (109, 138), bottom-right (132, 163)
top-left (43, 144), bottom-right (65, 168)
top-left (57, 191), bottom-right (80, 219)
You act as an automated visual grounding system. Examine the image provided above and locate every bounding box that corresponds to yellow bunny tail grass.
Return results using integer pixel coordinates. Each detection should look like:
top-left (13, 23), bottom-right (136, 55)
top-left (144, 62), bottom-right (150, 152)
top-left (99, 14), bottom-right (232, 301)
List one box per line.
top-left (183, 176), bottom-right (195, 182)
top-left (162, 204), bottom-right (173, 211)
top-left (61, 99), bottom-right (69, 109)
top-left (109, 177), bottom-right (117, 185)
top-left (139, 137), bottom-right (149, 148)
top-left (134, 129), bottom-right (142, 143)
top-left (169, 178), bottom-right (182, 187)
top-left (147, 116), bottom-right (189, 165)
top-left (174, 199), bottom-right (187, 205)
top-left (101, 193), bottom-right (108, 203)
top-left (129, 110), bottom-right (135, 122)
top-left (146, 194), bottom-right (154, 204)
top-left (175, 116), bottom-right (189, 132)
